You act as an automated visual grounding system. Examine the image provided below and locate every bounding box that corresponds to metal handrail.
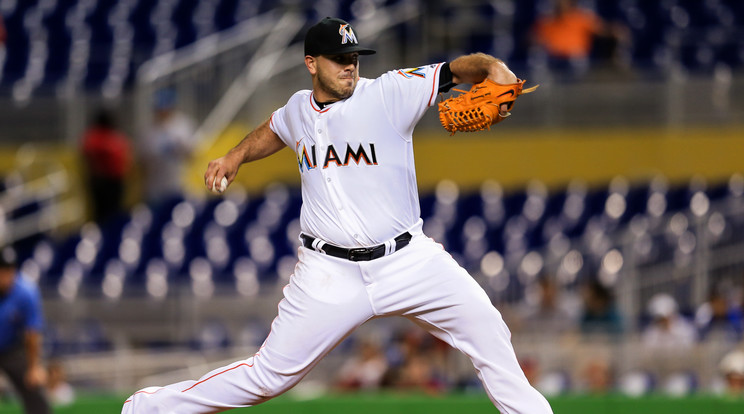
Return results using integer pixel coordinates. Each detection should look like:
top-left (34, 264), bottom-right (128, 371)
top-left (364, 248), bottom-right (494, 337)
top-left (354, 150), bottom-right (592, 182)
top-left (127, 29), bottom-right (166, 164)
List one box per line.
top-left (0, 163), bottom-right (83, 246)
top-left (193, 11), bottom-right (306, 148)
top-left (194, 1), bottom-right (421, 151)
top-left (134, 2), bottom-right (422, 153)
top-left (136, 10), bottom-right (282, 84)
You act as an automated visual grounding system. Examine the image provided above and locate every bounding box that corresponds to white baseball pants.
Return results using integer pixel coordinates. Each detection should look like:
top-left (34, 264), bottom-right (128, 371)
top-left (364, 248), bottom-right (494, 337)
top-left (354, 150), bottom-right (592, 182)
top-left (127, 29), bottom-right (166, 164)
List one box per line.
top-left (122, 233), bottom-right (553, 414)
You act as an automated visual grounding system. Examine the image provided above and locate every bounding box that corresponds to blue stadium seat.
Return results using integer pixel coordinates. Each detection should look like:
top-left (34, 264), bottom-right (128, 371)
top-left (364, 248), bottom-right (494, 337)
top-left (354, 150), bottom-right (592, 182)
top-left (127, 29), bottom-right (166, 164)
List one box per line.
top-left (665, 185), bottom-right (692, 212)
top-left (173, 0), bottom-right (198, 49)
top-left (706, 180), bottom-right (730, 203)
top-left (41, 0), bottom-right (76, 84)
top-left (595, 0), bottom-right (624, 23)
top-left (630, 2), bottom-right (675, 69)
top-left (678, 0), bottom-right (722, 28)
top-left (139, 256), bottom-right (172, 297)
top-left (83, 1), bottom-right (116, 88)
top-left (1, 0), bottom-right (36, 84)
top-left (508, 0), bottom-right (539, 66)
top-left (716, 42), bottom-right (744, 68)
top-left (445, 193), bottom-right (483, 255)
top-left (87, 217), bottom-right (129, 284)
top-left (129, 0), bottom-right (158, 59)
top-left (622, 184), bottom-right (650, 224)
top-left (214, 0), bottom-right (239, 31)
top-left (45, 233), bottom-right (82, 286)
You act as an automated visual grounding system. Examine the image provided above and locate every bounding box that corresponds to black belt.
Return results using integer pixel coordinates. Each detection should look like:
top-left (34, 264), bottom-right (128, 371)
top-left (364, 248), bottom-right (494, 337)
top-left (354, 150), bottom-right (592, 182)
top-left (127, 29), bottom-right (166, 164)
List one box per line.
top-left (300, 232), bottom-right (412, 262)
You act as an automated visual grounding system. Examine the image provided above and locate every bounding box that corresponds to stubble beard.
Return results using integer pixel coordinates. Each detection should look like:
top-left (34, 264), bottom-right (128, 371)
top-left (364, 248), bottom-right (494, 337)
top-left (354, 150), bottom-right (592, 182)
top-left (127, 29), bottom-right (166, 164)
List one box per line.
top-left (317, 69), bottom-right (356, 101)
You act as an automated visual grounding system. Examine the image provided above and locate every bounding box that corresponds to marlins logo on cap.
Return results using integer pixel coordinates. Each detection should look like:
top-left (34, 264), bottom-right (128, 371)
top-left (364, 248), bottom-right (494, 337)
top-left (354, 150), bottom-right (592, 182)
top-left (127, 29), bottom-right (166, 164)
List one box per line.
top-left (304, 17), bottom-right (376, 56)
top-left (338, 24), bottom-right (358, 45)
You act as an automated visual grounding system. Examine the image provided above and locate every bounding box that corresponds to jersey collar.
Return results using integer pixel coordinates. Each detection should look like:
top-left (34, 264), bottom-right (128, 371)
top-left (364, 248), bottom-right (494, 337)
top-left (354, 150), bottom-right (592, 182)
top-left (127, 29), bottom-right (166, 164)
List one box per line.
top-left (309, 93), bottom-right (333, 113)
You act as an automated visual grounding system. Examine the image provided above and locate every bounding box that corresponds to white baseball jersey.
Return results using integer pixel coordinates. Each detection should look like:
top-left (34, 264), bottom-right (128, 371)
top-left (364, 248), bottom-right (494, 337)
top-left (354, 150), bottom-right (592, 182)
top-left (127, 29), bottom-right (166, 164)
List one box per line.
top-left (269, 63), bottom-right (444, 247)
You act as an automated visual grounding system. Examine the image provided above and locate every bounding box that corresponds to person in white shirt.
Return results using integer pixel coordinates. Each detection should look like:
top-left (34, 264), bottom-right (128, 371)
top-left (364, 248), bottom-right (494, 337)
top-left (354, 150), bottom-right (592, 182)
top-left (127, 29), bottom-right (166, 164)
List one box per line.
top-left (122, 17), bottom-right (552, 414)
top-left (141, 88), bottom-right (197, 203)
top-left (719, 349), bottom-right (744, 396)
top-left (642, 293), bottom-right (697, 350)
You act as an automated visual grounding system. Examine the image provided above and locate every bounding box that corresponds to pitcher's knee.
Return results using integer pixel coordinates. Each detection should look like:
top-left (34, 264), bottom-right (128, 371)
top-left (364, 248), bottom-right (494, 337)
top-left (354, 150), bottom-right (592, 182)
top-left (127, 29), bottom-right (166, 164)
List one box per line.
top-left (250, 370), bottom-right (300, 402)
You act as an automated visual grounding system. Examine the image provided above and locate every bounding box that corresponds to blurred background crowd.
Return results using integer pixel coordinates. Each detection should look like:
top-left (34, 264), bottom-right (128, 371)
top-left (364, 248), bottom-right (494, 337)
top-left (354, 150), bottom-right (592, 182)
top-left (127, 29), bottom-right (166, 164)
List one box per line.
top-left (1, 0), bottom-right (744, 409)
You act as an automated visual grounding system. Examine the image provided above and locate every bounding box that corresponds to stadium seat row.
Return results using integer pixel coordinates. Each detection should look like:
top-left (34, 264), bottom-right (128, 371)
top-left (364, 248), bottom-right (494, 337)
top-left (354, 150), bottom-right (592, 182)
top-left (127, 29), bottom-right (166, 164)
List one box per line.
top-left (2, 0), bottom-right (744, 99)
top-left (12, 174), bottom-right (744, 302)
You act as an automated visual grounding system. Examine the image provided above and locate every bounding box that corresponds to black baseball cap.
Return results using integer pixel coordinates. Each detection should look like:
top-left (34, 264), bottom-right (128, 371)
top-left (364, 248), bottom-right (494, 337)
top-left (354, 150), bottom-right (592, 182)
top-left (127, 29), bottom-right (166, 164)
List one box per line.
top-left (304, 17), bottom-right (376, 56)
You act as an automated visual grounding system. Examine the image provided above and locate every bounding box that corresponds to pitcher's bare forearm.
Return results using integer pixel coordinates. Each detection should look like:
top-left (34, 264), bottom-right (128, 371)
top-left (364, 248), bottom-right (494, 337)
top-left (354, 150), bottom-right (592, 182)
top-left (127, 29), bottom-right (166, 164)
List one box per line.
top-left (227, 119), bottom-right (286, 164)
top-left (204, 119), bottom-right (286, 191)
top-left (450, 53), bottom-right (517, 85)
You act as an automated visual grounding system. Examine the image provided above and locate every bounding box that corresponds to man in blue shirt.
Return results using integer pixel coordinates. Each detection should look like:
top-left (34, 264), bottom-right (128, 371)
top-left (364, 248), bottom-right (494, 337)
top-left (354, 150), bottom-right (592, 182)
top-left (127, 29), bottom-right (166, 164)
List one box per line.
top-left (0, 248), bottom-right (50, 414)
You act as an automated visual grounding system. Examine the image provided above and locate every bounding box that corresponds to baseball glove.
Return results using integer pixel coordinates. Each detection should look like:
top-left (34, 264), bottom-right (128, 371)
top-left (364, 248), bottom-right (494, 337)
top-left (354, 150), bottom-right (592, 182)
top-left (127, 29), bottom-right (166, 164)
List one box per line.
top-left (438, 79), bottom-right (538, 135)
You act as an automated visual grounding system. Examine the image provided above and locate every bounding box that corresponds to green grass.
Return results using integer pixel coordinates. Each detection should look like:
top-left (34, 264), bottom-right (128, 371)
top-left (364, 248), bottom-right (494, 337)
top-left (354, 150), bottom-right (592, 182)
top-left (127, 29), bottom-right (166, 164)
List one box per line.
top-left (1, 393), bottom-right (743, 414)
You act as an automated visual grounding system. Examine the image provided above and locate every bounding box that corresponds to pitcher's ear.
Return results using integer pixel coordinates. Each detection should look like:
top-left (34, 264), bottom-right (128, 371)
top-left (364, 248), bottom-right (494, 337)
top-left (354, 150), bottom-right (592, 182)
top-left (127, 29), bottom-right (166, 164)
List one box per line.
top-left (305, 56), bottom-right (317, 75)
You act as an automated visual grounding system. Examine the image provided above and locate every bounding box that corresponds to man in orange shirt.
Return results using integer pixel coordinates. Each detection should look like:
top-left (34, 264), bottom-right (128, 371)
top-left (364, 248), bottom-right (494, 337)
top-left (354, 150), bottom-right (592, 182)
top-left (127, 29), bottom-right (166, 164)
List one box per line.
top-left (532, 0), bottom-right (627, 75)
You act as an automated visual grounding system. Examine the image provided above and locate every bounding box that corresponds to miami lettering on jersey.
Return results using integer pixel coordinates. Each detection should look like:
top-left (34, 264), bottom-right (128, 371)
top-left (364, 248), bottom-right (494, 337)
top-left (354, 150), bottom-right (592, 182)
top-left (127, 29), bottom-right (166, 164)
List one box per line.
top-left (296, 142), bottom-right (378, 172)
top-left (339, 24), bottom-right (358, 45)
top-left (296, 140), bottom-right (316, 171)
top-left (397, 67), bottom-right (427, 79)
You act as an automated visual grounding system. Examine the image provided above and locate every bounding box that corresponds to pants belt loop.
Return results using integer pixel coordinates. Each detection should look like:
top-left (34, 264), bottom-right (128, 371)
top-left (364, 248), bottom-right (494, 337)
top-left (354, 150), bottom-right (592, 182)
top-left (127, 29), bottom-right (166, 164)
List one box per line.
top-left (311, 237), bottom-right (326, 253)
top-left (384, 239), bottom-right (396, 256)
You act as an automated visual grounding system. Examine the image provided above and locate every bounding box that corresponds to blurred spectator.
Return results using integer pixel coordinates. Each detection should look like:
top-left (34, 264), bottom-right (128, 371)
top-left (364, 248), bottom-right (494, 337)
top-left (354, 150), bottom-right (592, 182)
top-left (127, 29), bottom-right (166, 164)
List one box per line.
top-left (519, 357), bottom-right (540, 387)
top-left (694, 289), bottom-right (743, 342)
top-left (519, 356), bottom-right (571, 396)
top-left (0, 248), bottom-right (50, 414)
top-left (381, 328), bottom-right (449, 395)
top-left (531, 0), bottom-right (629, 76)
top-left (46, 360), bottom-right (74, 406)
top-left (642, 293), bottom-right (696, 350)
top-left (81, 109), bottom-right (132, 224)
top-left (579, 357), bottom-right (613, 394)
top-left (579, 279), bottom-right (623, 337)
top-left (141, 89), bottom-right (197, 204)
top-left (395, 354), bottom-right (441, 394)
top-left (335, 339), bottom-right (388, 392)
top-left (518, 276), bottom-right (578, 336)
top-left (719, 349), bottom-right (744, 397)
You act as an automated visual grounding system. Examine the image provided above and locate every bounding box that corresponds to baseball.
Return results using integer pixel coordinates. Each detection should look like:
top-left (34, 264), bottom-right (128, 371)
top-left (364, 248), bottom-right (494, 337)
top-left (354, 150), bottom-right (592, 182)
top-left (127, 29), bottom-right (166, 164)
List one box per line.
top-left (212, 176), bottom-right (228, 194)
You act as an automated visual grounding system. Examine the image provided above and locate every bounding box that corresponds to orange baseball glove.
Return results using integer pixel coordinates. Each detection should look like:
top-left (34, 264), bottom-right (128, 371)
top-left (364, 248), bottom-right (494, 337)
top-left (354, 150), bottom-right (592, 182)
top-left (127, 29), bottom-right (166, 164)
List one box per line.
top-left (438, 79), bottom-right (538, 135)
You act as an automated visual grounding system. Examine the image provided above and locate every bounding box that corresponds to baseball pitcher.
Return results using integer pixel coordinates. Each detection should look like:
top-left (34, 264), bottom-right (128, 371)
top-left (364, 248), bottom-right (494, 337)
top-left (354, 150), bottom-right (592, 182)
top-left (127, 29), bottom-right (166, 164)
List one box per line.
top-left (122, 17), bottom-right (550, 414)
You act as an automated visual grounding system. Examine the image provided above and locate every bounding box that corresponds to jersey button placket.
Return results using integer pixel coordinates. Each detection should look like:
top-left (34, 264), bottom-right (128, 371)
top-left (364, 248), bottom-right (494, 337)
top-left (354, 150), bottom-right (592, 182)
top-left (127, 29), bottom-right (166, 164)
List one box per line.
top-left (315, 115), bottom-right (354, 233)
top-left (316, 118), bottom-right (334, 188)
top-left (316, 117), bottom-right (348, 224)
